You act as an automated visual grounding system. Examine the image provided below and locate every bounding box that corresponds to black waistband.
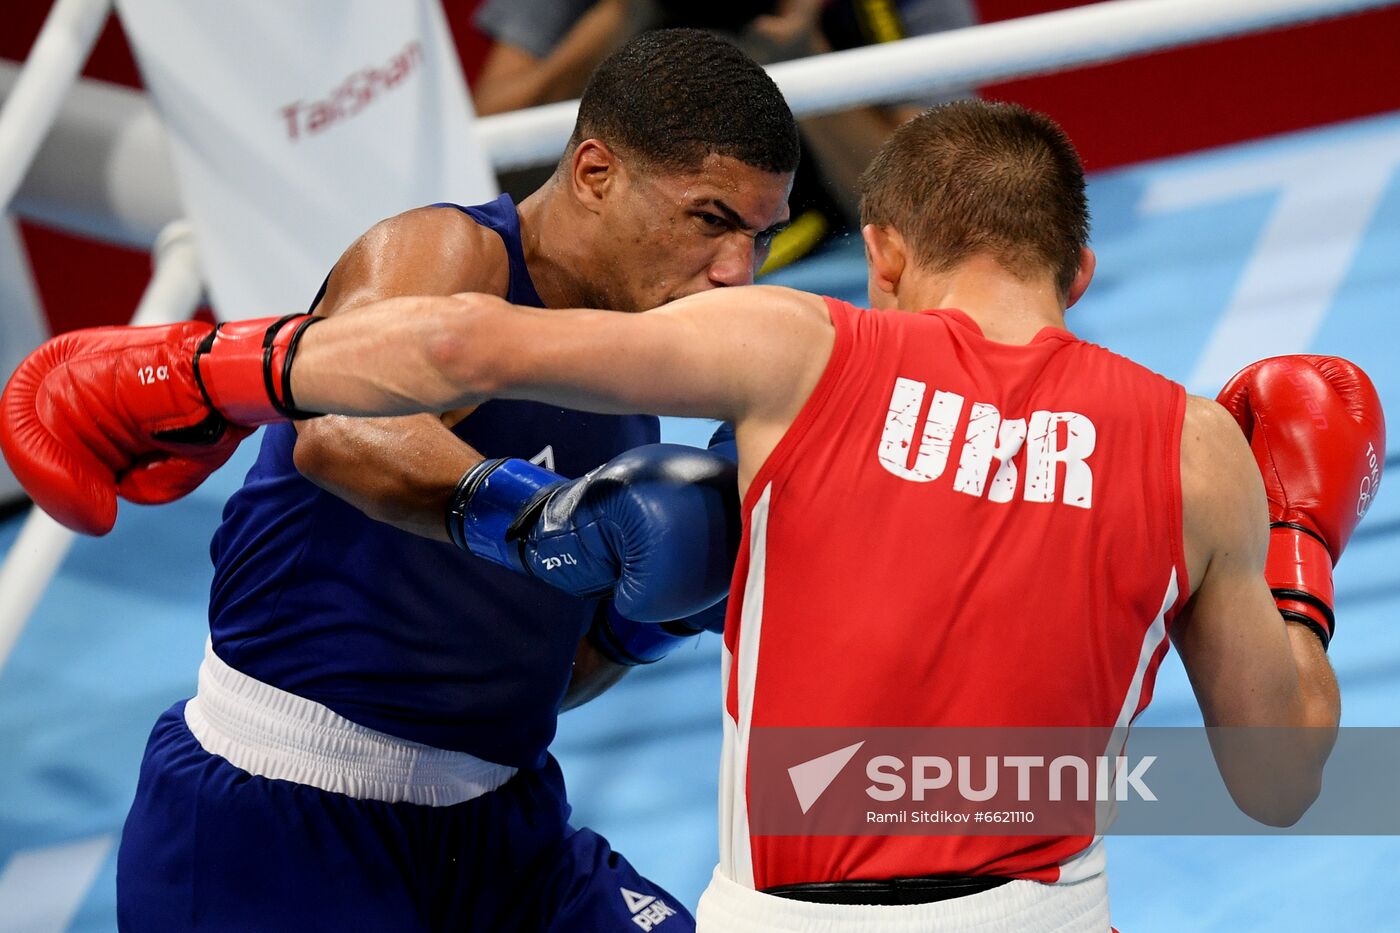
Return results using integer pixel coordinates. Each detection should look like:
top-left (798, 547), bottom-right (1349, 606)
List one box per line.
top-left (762, 874), bottom-right (1013, 906)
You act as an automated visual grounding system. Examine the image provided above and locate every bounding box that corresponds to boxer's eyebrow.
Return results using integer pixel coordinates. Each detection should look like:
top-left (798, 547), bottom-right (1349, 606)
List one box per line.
top-left (706, 199), bottom-right (758, 232)
top-left (707, 198), bottom-right (787, 238)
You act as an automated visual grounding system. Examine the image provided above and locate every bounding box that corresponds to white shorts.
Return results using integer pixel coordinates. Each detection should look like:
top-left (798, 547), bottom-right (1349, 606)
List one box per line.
top-left (695, 866), bottom-right (1111, 932)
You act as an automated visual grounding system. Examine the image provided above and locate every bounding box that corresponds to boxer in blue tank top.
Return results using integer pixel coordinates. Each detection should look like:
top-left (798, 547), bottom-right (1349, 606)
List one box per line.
top-left (116, 31), bottom-right (796, 932)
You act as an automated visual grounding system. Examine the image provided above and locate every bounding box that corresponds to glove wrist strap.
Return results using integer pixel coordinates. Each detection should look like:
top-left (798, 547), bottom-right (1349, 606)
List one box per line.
top-left (1277, 599), bottom-right (1332, 649)
top-left (1266, 524), bottom-right (1335, 648)
top-left (447, 458), bottom-right (564, 572)
top-left (195, 315), bottom-right (324, 425)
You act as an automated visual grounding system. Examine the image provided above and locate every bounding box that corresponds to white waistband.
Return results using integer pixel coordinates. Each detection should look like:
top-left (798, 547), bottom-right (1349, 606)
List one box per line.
top-left (695, 867), bottom-right (1111, 933)
top-left (183, 640), bottom-right (518, 806)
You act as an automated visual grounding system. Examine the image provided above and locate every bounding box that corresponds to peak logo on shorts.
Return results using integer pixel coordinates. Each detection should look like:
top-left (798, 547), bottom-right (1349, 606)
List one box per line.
top-left (620, 887), bottom-right (676, 930)
top-left (878, 377), bottom-right (1096, 509)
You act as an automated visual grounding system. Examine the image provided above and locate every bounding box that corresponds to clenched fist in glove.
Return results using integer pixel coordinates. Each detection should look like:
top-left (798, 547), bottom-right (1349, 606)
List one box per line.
top-left (1218, 355), bottom-right (1385, 647)
top-left (0, 315), bottom-right (320, 535)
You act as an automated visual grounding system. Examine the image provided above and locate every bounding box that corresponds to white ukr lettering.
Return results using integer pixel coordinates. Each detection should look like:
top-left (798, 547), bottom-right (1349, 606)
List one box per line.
top-left (877, 378), bottom-right (1094, 507)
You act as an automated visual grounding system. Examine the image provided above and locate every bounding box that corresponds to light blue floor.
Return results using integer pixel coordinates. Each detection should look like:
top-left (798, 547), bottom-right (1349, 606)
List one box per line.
top-left (3, 111), bottom-right (1400, 931)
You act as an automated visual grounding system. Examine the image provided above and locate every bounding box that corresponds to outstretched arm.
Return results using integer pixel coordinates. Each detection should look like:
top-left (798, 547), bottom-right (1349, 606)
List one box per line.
top-left (0, 285), bottom-right (830, 534)
top-left (291, 286), bottom-right (832, 428)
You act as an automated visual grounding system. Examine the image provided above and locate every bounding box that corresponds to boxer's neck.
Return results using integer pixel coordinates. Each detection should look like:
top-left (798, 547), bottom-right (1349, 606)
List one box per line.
top-left (897, 255), bottom-right (1069, 345)
top-left (514, 181), bottom-right (604, 311)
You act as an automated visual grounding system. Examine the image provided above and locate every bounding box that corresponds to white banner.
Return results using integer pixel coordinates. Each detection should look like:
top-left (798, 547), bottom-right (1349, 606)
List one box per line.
top-left (114, 0), bottom-right (497, 319)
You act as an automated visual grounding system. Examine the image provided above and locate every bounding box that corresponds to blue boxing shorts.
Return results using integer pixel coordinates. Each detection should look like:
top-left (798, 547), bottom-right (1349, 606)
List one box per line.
top-left (116, 643), bottom-right (692, 932)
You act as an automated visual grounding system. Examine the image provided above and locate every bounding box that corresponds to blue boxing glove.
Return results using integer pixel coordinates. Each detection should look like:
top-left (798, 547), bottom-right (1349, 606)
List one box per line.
top-left (586, 603), bottom-right (708, 666)
top-left (589, 557), bottom-right (732, 665)
top-left (584, 425), bottom-right (739, 665)
top-left (447, 443), bottom-right (740, 623)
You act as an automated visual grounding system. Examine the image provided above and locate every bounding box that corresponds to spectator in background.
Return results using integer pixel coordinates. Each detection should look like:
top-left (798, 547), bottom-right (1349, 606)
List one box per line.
top-left (472, 0), bottom-right (978, 270)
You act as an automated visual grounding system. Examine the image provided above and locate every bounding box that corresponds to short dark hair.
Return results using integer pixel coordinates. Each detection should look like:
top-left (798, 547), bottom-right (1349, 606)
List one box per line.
top-left (568, 29), bottom-right (799, 175)
top-left (859, 100), bottom-right (1090, 297)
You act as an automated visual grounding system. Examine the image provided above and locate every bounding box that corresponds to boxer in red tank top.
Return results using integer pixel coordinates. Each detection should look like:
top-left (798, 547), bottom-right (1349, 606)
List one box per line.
top-left (720, 296), bottom-right (1189, 895)
top-left (9, 101), bottom-right (1380, 932)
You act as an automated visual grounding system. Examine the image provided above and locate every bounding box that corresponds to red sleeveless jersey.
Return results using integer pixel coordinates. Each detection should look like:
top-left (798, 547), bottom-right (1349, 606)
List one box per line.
top-left (717, 298), bottom-right (1189, 891)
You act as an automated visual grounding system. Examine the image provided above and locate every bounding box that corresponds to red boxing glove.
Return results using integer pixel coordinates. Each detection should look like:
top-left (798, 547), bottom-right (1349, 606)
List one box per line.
top-left (1217, 355), bottom-right (1386, 647)
top-left (0, 314), bottom-right (321, 535)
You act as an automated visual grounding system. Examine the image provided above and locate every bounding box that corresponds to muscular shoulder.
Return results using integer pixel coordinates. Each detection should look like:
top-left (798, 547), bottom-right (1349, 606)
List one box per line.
top-left (317, 206), bottom-right (509, 316)
top-left (1181, 394), bottom-right (1269, 591)
top-left (1183, 394), bottom-right (1240, 455)
top-left (1182, 395), bottom-right (1254, 488)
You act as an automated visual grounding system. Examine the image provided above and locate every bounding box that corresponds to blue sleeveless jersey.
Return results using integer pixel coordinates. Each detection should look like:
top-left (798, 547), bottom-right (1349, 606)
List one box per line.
top-left (207, 195), bottom-right (659, 768)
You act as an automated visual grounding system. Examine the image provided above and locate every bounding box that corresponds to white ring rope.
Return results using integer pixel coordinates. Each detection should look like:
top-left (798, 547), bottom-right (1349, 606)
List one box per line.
top-left (0, 0), bottom-right (111, 212)
top-left (478, 0), bottom-right (1399, 172)
top-left (0, 60), bottom-right (179, 249)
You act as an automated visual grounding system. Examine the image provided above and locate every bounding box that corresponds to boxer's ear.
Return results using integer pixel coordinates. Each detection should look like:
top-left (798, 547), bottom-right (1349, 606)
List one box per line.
top-left (569, 139), bottom-right (619, 214)
top-left (862, 224), bottom-right (905, 309)
top-left (1066, 247), bottom-right (1096, 309)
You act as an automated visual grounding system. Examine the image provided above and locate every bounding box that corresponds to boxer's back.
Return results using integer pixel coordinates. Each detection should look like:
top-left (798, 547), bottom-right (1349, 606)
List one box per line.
top-left (206, 195), bottom-right (659, 768)
top-left (722, 297), bottom-right (1187, 888)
